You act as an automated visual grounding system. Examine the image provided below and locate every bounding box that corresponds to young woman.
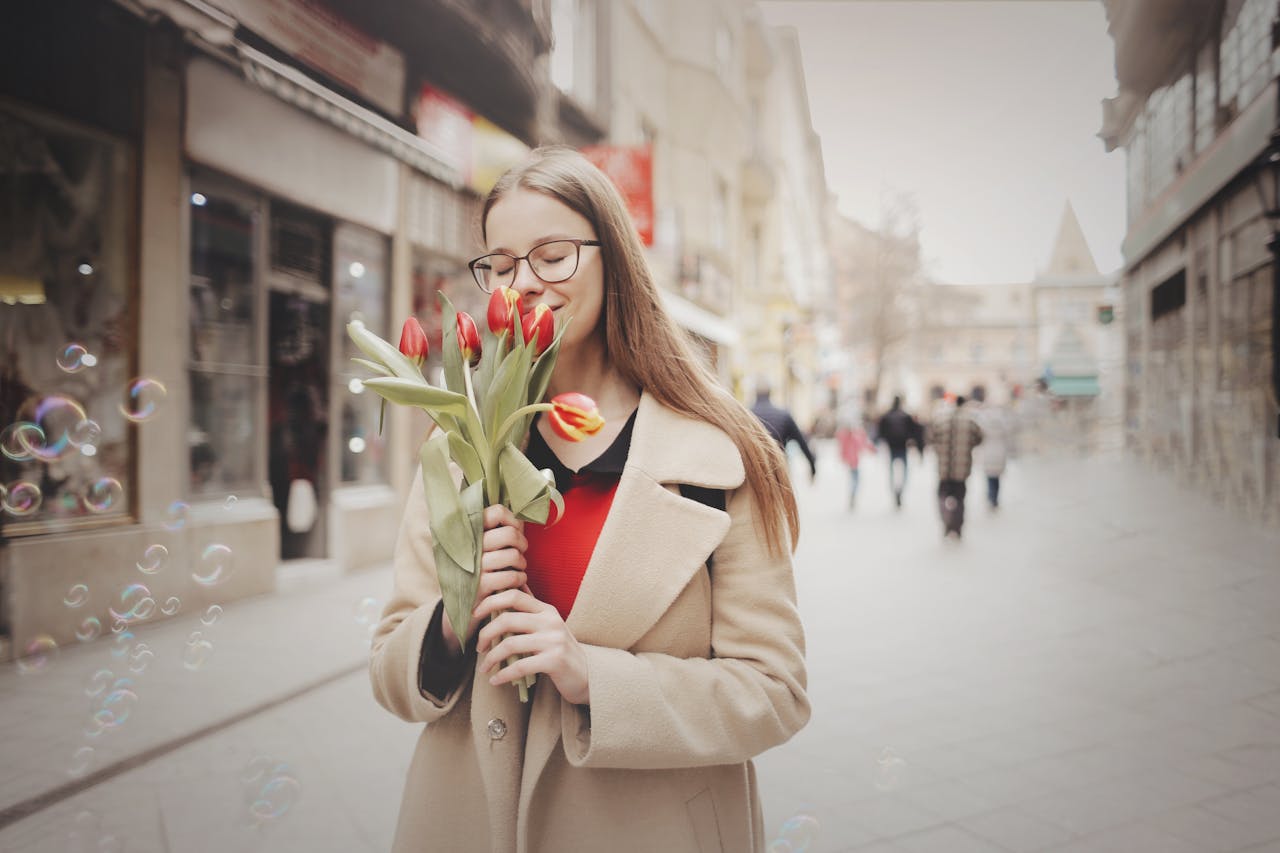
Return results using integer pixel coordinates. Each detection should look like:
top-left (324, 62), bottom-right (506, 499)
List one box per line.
top-left (369, 146), bottom-right (809, 853)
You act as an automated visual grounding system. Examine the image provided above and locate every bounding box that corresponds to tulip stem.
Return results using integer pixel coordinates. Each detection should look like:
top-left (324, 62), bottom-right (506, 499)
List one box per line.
top-left (493, 404), bottom-right (554, 452)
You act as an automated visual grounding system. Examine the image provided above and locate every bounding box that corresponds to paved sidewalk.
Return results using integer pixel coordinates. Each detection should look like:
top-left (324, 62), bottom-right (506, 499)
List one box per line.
top-left (758, 445), bottom-right (1280, 852)
top-left (0, 446), bottom-right (1277, 852)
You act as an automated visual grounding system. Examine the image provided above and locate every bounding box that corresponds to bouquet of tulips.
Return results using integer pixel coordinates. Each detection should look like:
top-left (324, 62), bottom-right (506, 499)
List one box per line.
top-left (347, 288), bottom-right (604, 702)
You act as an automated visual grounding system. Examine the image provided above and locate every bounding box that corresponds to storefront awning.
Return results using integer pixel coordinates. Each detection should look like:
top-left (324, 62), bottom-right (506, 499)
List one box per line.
top-left (1048, 376), bottom-right (1101, 397)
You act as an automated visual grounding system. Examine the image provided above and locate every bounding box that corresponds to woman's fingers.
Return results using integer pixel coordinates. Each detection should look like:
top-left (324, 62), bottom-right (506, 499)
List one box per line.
top-left (481, 523), bottom-right (527, 554)
top-left (482, 504), bottom-right (523, 532)
top-left (476, 609), bottom-right (545, 652)
top-left (479, 629), bottom-right (548, 668)
top-left (473, 587), bottom-right (542, 623)
top-left (481, 548), bottom-right (527, 572)
top-left (478, 569), bottom-right (527, 596)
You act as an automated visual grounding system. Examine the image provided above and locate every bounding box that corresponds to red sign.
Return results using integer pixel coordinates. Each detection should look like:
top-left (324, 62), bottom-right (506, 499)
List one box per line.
top-left (580, 145), bottom-right (654, 246)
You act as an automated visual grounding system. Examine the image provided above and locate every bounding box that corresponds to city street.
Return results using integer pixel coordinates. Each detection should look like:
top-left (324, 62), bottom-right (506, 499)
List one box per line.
top-left (1, 443), bottom-right (1279, 852)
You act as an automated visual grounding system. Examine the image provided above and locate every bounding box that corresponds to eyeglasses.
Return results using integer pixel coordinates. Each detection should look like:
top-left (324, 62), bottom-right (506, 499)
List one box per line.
top-left (468, 238), bottom-right (601, 293)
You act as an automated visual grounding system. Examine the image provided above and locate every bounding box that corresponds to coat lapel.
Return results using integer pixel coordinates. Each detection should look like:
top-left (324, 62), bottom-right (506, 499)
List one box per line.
top-left (564, 391), bottom-right (744, 648)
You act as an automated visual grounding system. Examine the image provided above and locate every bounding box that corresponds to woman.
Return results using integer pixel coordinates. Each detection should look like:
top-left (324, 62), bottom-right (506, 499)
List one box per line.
top-left (369, 147), bottom-right (809, 853)
top-left (835, 404), bottom-right (875, 510)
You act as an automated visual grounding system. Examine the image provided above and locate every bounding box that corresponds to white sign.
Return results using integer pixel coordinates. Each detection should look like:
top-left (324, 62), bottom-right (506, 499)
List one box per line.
top-left (213, 0), bottom-right (406, 116)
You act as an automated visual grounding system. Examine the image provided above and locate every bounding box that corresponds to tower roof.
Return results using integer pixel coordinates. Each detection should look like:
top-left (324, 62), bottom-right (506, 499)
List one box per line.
top-left (1045, 201), bottom-right (1100, 277)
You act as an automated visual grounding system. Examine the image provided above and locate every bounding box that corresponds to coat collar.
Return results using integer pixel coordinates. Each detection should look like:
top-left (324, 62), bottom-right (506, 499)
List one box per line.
top-left (625, 391), bottom-right (746, 490)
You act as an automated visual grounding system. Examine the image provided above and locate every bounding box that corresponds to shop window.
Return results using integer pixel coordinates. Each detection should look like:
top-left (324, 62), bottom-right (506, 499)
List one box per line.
top-left (188, 184), bottom-right (262, 496)
top-left (334, 223), bottom-right (389, 485)
top-left (0, 104), bottom-right (134, 532)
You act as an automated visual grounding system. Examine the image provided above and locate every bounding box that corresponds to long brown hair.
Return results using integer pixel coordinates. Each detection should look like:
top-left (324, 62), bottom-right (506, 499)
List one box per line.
top-left (481, 146), bottom-right (799, 555)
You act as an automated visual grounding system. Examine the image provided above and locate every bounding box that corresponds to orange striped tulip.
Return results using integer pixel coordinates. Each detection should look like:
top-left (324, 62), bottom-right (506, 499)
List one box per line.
top-left (547, 393), bottom-right (605, 442)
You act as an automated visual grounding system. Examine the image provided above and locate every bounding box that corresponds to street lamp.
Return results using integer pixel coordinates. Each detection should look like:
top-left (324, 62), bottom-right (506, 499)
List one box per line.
top-left (1250, 125), bottom-right (1280, 439)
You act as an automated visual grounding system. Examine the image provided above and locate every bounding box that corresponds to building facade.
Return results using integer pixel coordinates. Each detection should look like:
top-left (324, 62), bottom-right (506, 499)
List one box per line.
top-left (1101, 0), bottom-right (1280, 524)
top-left (0, 0), bottom-right (556, 659)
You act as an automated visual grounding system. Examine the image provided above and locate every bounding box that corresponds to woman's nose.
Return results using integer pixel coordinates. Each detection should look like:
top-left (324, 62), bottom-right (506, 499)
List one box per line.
top-left (512, 259), bottom-right (544, 296)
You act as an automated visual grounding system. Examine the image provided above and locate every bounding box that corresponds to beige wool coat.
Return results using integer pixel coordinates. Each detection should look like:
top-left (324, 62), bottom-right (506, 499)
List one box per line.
top-left (370, 392), bottom-right (810, 853)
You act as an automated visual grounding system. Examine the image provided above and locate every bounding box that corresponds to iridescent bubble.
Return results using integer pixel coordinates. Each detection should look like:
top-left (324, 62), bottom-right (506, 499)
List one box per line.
top-left (100, 683), bottom-right (138, 727)
top-left (128, 643), bottom-right (154, 674)
top-left (136, 544), bottom-right (167, 575)
top-left (182, 636), bottom-right (213, 671)
top-left (110, 630), bottom-right (135, 659)
top-left (85, 669), bottom-right (114, 697)
top-left (75, 617), bottom-right (102, 642)
top-left (57, 343), bottom-right (95, 373)
top-left (353, 597), bottom-right (380, 626)
top-left (164, 501), bottom-right (189, 531)
top-left (64, 583), bottom-right (90, 608)
top-left (0, 422), bottom-right (44, 462)
top-left (776, 813), bottom-right (820, 853)
top-left (84, 478), bottom-right (124, 513)
top-left (25, 395), bottom-right (89, 460)
top-left (874, 748), bottom-right (907, 792)
top-left (110, 619), bottom-right (128, 635)
top-left (2, 481), bottom-right (42, 516)
top-left (193, 544), bottom-right (233, 586)
top-left (69, 418), bottom-right (102, 449)
top-left (68, 746), bottom-right (94, 778)
top-left (17, 635), bottom-right (58, 674)
top-left (242, 758), bottom-right (301, 825)
top-left (201, 604), bottom-right (223, 626)
top-left (160, 596), bottom-right (181, 616)
top-left (224, 495), bottom-right (238, 509)
top-left (119, 378), bottom-right (167, 422)
top-left (109, 584), bottom-right (153, 623)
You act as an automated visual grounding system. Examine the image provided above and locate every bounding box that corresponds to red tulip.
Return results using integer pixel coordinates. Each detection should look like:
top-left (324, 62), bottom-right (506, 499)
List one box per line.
top-left (457, 312), bottom-right (481, 367)
top-left (487, 287), bottom-right (523, 338)
top-left (398, 317), bottom-right (429, 367)
top-left (547, 392), bottom-right (605, 442)
top-left (521, 304), bottom-right (555, 355)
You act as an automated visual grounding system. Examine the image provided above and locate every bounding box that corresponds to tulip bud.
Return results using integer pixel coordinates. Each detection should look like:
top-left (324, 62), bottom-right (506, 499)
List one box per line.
top-left (487, 287), bottom-right (523, 338)
top-left (547, 392), bottom-right (605, 442)
top-left (398, 317), bottom-right (429, 367)
top-left (456, 312), bottom-right (481, 367)
top-left (521, 304), bottom-right (555, 356)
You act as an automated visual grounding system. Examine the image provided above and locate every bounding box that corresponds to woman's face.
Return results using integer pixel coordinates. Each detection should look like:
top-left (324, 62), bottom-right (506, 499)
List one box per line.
top-left (483, 188), bottom-right (604, 353)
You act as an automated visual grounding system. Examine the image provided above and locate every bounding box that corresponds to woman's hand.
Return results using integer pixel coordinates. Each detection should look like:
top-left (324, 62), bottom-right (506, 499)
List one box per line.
top-left (474, 589), bottom-right (591, 706)
top-left (438, 505), bottom-right (528, 656)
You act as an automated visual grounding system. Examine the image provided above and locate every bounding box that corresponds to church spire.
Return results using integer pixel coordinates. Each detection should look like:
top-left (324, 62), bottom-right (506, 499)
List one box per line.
top-left (1045, 201), bottom-right (1099, 277)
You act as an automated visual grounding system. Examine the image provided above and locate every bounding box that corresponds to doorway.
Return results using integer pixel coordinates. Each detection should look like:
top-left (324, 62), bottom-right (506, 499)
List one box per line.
top-left (267, 204), bottom-right (331, 560)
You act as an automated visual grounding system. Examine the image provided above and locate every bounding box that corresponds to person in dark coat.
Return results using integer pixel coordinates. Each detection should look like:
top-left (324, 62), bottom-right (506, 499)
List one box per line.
top-left (876, 395), bottom-right (923, 507)
top-left (750, 380), bottom-right (817, 482)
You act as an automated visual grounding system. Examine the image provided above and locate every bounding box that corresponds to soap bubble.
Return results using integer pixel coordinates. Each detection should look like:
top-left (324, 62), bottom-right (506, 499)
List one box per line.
top-left (64, 583), bottom-right (90, 608)
top-left (137, 544), bottom-right (168, 575)
top-left (84, 478), bottom-right (124, 513)
top-left (2, 480), bottom-right (42, 516)
top-left (18, 635), bottom-right (59, 674)
top-left (193, 544), bottom-right (233, 586)
top-left (119, 378), bottom-right (167, 422)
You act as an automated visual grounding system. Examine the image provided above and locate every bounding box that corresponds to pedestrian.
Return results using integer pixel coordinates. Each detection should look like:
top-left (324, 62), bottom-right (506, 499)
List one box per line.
top-left (369, 146), bottom-right (809, 853)
top-left (927, 394), bottom-right (984, 538)
top-left (750, 379), bottom-right (818, 482)
top-left (876, 395), bottom-right (922, 507)
top-left (973, 391), bottom-right (1016, 509)
top-left (835, 404), bottom-right (875, 510)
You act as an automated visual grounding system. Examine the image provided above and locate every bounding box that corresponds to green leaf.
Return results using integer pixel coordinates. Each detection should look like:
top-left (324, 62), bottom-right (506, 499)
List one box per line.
top-left (434, 536), bottom-right (480, 647)
top-left (437, 292), bottom-right (467, 397)
top-left (546, 485), bottom-right (564, 526)
top-left (362, 377), bottom-right (469, 417)
top-left (486, 343), bottom-right (534, 438)
top-left (462, 478), bottom-right (486, 566)
top-left (474, 331), bottom-right (509, 423)
top-left (347, 322), bottom-right (425, 382)
top-left (419, 433), bottom-right (478, 573)
top-left (351, 357), bottom-right (392, 377)
top-left (446, 431), bottom-right (485, 486)
top-left (499, 444), bottom-right (557, 522)
top-left (527, 314), bottom-right (572, 407)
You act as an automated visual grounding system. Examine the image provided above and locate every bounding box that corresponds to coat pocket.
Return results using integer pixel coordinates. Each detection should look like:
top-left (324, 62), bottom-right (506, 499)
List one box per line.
top-left (686, 787), bottom-right (725, 853)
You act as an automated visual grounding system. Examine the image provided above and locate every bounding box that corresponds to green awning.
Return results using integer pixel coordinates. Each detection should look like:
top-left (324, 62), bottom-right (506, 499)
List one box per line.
top-left (1048, 376), bottom-right (1100, 397)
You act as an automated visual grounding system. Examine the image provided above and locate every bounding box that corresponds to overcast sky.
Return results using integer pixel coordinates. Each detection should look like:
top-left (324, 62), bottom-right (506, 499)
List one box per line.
top-left (759, 0), bottom-right (1126, 284)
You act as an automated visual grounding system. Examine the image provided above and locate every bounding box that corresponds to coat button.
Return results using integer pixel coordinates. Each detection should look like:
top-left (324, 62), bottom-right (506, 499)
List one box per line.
top-left (487, 718), bottom-right (507, 740)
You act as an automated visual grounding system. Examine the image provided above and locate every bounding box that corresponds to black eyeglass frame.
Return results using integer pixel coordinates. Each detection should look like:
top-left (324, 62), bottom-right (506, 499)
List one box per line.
top-left (467, 238), bottom-right (602, 293)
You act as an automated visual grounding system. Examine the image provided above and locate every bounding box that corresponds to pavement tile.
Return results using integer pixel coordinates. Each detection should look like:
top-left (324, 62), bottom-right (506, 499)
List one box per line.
top-left (959, 806), bottom-right (1076, 852)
